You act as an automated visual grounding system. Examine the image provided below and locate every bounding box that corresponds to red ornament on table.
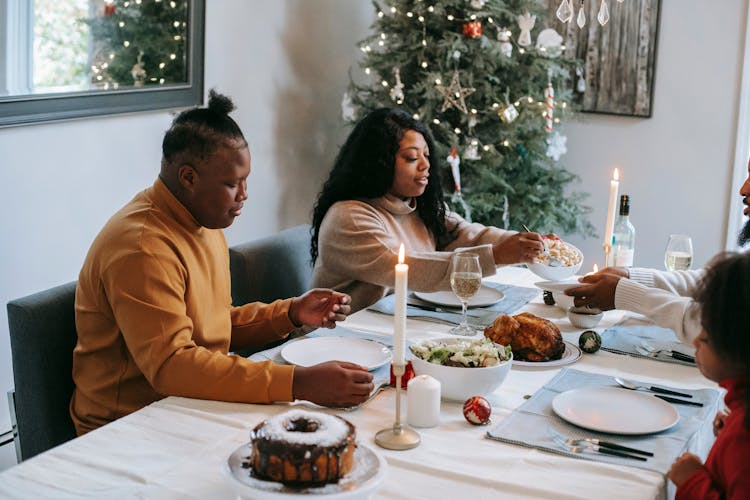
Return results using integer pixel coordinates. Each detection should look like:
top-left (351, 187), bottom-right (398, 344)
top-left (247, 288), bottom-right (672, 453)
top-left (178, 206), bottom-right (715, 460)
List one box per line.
top-left (462, 21), bottom-right (483, 38)
top-left (463, 396), bottom-right (492, 425)
top-left (389, 360), bottom-right (415, 388)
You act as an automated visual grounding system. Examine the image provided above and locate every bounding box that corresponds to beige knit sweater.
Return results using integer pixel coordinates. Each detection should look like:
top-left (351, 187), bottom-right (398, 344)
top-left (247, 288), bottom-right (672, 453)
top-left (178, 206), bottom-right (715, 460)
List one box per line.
top-left (312, 194), bottom-right (515, 312)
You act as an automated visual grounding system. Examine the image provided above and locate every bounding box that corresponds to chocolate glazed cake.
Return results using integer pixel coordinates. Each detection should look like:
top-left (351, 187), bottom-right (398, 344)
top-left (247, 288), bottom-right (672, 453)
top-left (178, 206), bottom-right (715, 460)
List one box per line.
top-left (250, 409), bottom-right (356, 486)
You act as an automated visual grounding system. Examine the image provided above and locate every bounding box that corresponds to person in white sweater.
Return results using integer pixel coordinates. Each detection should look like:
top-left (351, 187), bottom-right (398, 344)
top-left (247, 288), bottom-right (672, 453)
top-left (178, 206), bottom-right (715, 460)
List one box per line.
top-left (310, 108), bottom-right (546, 312)
top-left (566, 159), bottom-right (750, 344)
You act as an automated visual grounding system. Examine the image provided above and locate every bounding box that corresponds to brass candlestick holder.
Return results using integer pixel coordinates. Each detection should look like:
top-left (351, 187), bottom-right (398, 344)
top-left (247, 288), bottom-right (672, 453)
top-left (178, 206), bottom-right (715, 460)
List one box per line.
top-left (374, 363), bottom-right (420, 450)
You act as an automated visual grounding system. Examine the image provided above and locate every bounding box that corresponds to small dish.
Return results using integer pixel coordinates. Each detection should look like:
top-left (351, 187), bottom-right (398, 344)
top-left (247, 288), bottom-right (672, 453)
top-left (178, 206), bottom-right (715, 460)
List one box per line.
top-left (567, 306), bottom-right (603, 329)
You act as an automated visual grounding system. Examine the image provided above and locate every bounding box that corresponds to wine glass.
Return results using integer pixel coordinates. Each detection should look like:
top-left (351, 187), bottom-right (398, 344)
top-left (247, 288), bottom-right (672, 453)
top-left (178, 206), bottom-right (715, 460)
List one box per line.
top-left (664, 234), bottom-right (693, 271)
top-left (448, 253), bottom-right (482, 336)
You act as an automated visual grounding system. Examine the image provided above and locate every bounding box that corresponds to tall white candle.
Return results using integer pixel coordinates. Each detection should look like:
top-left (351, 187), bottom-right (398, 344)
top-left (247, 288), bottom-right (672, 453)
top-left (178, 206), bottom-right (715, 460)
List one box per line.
top-left (393, 243), bottom-right (407, 366)
top-left (407, 375), bottom-right (441, 428)
top-left (603, 168), bottom-right (620, 250)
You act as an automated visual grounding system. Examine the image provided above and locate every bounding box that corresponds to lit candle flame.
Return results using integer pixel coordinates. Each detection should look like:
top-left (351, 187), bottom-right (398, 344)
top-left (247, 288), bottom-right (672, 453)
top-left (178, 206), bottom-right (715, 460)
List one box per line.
top-left (613, 168), bottom-right (619, 181)
top-left (593, 264), bottom-right (599, 273)
top-left (398, 243), bottom-right (405, 264)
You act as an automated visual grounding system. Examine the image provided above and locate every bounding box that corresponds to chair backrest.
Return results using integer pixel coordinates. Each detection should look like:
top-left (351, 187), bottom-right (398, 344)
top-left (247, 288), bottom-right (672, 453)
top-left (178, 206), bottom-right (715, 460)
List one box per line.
top-left (229, 224), bottom-right (313, 306)
top-left (7, 281), bottom-right (78, 461)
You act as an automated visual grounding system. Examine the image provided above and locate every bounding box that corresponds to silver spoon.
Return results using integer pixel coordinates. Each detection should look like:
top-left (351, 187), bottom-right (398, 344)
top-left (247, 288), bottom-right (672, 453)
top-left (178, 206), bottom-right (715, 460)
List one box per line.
top-left (523, 225), bottom-right (562, 267)
top-left (614, 377), bottom-right (693, 398)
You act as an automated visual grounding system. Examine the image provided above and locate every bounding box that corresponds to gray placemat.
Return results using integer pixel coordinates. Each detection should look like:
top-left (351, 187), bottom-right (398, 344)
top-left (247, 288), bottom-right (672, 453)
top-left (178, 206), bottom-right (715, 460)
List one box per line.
top-left (601, 317), bottom-right (696, 366)
top-left (368, 282), bottom-right (539, 326)
top-left (486, 368), bottom-right (720, 474)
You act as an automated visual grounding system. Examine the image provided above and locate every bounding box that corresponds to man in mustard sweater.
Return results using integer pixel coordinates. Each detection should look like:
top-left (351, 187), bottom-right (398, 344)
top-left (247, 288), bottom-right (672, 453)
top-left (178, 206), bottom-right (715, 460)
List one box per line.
top-left (71, 91), bottom-right (373, 435)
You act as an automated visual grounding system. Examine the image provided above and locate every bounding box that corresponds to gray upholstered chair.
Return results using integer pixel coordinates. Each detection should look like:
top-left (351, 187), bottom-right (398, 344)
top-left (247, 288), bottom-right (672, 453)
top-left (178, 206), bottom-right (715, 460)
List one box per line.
top-left (229, 224), bottom-right (313, 306)
top-left (7, 281), bottom-right (78, 462)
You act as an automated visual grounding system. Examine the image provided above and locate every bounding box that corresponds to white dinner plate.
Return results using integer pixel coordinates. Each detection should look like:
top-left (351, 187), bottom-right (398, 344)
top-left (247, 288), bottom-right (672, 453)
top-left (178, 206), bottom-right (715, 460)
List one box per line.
top-left (512, 340), bottom-right (582, 367)
top-left (225, 442), bottom-right (387, 499)
top-left (534, 279), bottom-right (583, 293)
top-left (552, 386), bottom-right (680, 435)
top-left (281, 337), bottom-right (391, 371)
top-left (414, 284), bottom-right (504, 308)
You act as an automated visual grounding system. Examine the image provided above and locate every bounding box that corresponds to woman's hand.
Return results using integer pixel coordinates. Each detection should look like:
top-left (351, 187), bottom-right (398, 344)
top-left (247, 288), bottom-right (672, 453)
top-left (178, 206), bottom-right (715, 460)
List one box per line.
top-left (289, 289), bottom-right (352, 328)
top-left (668, 452), bottom-right (705, 486)
top-left (493, 231), bottom-right (544, 265)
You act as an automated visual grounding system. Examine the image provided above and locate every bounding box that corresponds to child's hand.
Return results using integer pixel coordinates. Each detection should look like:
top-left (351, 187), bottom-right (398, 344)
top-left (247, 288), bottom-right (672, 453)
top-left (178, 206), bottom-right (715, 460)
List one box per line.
top-left (713, 408), bottom-right (730, 437)
top-left (668, 453), bottom-right (705, 486)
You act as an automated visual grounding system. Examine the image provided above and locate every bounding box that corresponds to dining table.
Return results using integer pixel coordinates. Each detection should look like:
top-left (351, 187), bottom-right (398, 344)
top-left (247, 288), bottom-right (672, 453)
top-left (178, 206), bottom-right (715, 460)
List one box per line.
top-left (0, 266), bottom-right (720, 499)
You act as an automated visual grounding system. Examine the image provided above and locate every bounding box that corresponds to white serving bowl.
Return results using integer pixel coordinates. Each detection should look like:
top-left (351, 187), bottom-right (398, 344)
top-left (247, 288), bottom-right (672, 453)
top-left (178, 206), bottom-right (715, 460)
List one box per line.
top-left (567, 306), bottom-right (603, 329)
top-left (527, 243), bottom-right (583, 281)
top-left (409, 337), bottom-right (512, 402)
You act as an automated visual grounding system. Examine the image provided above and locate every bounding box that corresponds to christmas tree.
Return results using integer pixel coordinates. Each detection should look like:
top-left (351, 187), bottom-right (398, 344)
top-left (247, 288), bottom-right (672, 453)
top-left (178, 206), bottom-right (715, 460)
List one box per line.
top-left (345, 0), bottom-right (594, 237)
top-left (85, 0), bottom-right (188, 89)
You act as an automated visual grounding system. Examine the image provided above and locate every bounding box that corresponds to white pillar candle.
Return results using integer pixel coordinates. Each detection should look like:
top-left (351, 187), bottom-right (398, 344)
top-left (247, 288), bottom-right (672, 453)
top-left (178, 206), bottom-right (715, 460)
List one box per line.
top-left (393, 243), bottom-right (408, 366)
top-left (407, 375), bottom-right (441, 428)
top-left (603, 168), bottom-right (620, 250)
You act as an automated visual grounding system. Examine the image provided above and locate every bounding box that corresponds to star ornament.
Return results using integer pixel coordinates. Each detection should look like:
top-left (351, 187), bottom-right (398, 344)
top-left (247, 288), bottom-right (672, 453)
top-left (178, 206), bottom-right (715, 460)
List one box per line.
top-left (436, 70), bottom-right (476, 114)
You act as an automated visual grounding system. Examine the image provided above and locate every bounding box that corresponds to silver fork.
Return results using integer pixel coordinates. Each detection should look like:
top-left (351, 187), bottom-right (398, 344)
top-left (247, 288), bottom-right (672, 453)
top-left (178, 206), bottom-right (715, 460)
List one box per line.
top-left (637, 342), bottom-right (695, 363)
top-left (553, 437), bottom-right (648, 461)
top-left (341, 381), bottom-right (390, 412)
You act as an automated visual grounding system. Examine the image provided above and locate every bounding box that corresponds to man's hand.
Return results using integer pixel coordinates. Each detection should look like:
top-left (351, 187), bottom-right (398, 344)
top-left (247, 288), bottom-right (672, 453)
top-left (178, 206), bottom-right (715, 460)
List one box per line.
top-left (289, 289), bottom-right (351, 328)
top-left (493, 231), bottom-right (544, 265)
top-left (293, 361), bottom-right (374, 407)
top-left (565, 272), bottom-right (621, 310)
top-left (668, 452), bottom-right (705, 486)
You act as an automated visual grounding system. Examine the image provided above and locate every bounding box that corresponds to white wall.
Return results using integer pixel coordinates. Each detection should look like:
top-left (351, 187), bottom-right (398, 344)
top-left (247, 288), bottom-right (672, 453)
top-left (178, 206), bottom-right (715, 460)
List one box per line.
top-left (0, 0), bottom-right (370, 451)
top-left (563, 0), bottom-right (748, 270)
top-left (0, 0), bottom-right (746, 464)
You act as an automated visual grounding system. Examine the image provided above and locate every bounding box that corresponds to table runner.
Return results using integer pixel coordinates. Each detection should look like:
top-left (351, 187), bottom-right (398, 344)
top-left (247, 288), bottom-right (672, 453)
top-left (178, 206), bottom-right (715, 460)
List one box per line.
top-left (486, 368), bottom-right (720, 474)
top-left (367, 282), bottom-right (539, 326)
top-left (601, 316), bottom-right (696, 366)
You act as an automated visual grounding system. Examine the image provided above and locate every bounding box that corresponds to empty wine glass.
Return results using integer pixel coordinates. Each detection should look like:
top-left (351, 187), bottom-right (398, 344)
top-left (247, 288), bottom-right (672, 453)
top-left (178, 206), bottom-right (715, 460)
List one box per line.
top-left (449, 253), bottom-right (482, 336)
top-left (664, 234), bottom-right (693, 271)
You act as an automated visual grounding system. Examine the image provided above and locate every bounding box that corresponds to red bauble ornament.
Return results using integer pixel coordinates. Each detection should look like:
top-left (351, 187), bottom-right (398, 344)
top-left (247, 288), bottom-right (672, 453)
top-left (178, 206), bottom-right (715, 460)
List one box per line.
top-left (389, 361), bottom-right (415, 388)
top-left (104, 4), bottom-right (116, 15)
top-left (462, 21), bottom-right (483, 39)
top-left (463, 396), bottom-right (492, 425)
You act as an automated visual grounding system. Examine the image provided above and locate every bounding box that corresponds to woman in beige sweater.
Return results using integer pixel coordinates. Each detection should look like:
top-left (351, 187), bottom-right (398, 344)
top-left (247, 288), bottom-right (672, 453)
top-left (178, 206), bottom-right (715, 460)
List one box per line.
top-left (310, 108), bottom-right (545, 312)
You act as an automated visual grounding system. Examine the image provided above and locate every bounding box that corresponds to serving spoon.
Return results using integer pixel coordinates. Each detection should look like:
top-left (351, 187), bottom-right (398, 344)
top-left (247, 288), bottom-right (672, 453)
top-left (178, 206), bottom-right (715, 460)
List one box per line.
top-left (614, 377), bottom-right (693, 398)
top-left (523, 225), bottom-right (562, 267)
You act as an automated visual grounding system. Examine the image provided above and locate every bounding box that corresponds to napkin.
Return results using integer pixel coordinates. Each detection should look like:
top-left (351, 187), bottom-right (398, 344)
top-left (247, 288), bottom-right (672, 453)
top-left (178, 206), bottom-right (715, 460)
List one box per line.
top-left (367, 282), bottom-right (539, 326)
top-left (600, 316), bottom-right (696, 366)
top-left (486, 368), bottom-right (720, 474)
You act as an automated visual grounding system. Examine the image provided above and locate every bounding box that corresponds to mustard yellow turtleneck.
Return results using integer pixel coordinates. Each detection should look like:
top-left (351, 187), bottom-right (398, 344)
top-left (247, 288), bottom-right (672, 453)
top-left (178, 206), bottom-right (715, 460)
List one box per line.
top-left (72, 178), bottom-right (295, 435)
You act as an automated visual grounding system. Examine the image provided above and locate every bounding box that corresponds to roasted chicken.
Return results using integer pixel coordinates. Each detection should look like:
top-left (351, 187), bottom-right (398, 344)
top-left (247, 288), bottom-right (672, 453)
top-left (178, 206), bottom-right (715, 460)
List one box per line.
top-left (484, 312), bottom-right (565, 362)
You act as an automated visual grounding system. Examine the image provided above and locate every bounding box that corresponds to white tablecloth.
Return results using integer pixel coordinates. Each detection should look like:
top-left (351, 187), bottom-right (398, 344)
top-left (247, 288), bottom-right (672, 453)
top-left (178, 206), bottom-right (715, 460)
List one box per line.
top-left (0, 266), bottom-right (719, 499)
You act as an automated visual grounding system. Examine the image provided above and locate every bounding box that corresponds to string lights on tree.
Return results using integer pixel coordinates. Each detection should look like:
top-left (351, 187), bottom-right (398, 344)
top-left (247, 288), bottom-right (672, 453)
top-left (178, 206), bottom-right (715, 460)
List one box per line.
top-left (345, 0), bottom-right (594, 236)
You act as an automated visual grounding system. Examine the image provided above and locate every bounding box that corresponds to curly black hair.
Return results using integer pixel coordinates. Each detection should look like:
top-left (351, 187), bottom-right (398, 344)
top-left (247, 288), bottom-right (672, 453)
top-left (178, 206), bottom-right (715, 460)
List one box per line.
top-left (161, 89), bottom-right (247, 166)
top-left (311, 108), bottom-right (448, 263)
top-left (693, 251), bottom-right (750, 430)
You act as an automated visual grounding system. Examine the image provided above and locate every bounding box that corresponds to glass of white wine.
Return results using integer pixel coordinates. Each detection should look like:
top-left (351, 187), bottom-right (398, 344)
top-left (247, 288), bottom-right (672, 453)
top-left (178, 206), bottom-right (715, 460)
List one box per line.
top-left (664, 234), bottom-right (693, 271)
top-left (449, 253), bottom-right (482, 336)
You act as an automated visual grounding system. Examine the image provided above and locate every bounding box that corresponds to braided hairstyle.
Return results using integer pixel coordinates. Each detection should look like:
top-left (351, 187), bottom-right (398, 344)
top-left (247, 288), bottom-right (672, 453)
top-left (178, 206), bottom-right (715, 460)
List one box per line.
top-left (161, 89), bottom-right (247, 170)
top-left (693, 251), bottom-right (750, 430)
top-left (310, 108), bottom-right (448, 264)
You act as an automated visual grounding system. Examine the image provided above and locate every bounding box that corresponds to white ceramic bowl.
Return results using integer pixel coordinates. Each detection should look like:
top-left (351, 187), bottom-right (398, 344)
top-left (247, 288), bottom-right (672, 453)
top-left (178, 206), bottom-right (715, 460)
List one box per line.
top-left (527, 243), bottom-right (583, 281)
top-left (552, 291), bottom-right (574, 311)
top-left (409, 337), bottom-right (512, 401)
top-left (567, 306), bottom-right (603, 329)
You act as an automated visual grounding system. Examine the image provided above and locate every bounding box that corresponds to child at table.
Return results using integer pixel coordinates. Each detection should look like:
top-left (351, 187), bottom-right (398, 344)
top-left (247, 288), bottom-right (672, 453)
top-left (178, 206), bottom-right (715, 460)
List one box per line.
top-left (667, 251), bottom-right (750, 499)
